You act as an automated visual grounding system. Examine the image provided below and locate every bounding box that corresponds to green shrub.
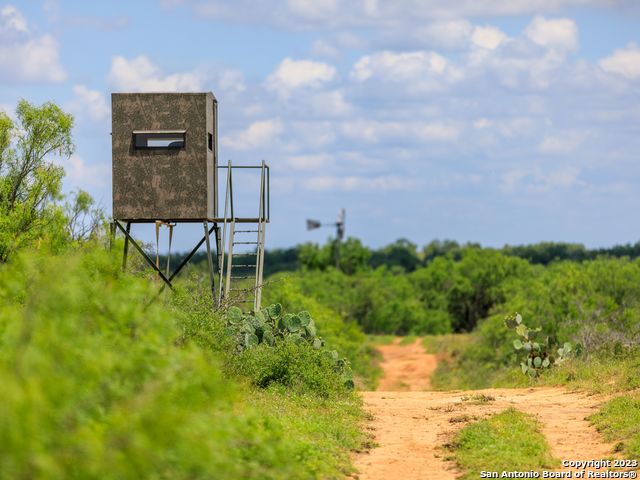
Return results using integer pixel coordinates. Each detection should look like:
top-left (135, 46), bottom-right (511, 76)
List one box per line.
top-left (228, 341), bottom-right (352, 396)
top-left (262, 275), bottom-right (379, 388)
top-left (0, 246), bottom-right (366, 479)
top-left (223, 304), bottom-right (354, 392)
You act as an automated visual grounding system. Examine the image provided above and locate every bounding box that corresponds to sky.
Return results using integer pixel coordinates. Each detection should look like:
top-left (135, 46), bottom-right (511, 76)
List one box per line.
top-left (1, 0), bottom-right (640, 251)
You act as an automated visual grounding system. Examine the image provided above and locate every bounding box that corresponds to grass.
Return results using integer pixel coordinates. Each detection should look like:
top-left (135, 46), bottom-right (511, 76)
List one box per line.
top-left (422, 333), bottom-right (499, 391)
top-left (447, 408), bottom-right (558, 479)
top-left (248, 387), bottom-right (367, 478)
top-left (423, 332), bottom-right (640, 393)
top-left (0, 246), bottom-right (369, 479)
top-left (424, 331), bottom-right (640, 464)
top-left (423, 333), bottom-right (473, 355)
top-left (461, 394), bottom-right (495, 405)
top-left (398, 335), bottom-right (418, 345)
top-left (533, 354), bottom-right (640, 394)
top-left (367, 334), bottom-right (397, 346)
top-left (589, 394), bottom-right (640, 459)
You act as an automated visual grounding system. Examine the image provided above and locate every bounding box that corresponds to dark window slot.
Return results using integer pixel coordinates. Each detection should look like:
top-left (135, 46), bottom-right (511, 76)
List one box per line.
top-left (134, 131), bottom-right (186, 149)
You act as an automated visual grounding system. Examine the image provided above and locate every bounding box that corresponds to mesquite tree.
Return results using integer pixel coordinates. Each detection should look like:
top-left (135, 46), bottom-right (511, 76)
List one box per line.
top-left (0, 100), bottom-right (74, 262)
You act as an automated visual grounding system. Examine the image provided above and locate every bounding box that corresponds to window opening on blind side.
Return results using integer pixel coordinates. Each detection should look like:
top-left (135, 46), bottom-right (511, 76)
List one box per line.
top-left (134, 131), bottom-right (186, 149)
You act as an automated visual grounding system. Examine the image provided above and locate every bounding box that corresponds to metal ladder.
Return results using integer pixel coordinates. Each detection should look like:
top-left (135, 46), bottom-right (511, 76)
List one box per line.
top-left (217, 160), bottom-right (269, 311)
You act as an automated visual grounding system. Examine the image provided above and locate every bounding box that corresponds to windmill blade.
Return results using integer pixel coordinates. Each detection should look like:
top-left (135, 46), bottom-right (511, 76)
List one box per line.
top-left (306, 219), bottom-right (322, 231)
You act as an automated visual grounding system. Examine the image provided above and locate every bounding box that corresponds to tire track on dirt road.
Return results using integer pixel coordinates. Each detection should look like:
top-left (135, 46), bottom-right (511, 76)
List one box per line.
top-left (352, 338), bottom-right (617, 480)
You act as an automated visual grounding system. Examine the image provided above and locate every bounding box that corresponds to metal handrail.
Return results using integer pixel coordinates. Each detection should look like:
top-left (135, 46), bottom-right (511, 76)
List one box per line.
top-left (254, 161), bottom-right (267, 309)
top-left (217, 161), bottom-right (233, 303)
top-left (217, 161), bottom-right (270, 308)
top-left (217, 163), bottom-right (270, 222)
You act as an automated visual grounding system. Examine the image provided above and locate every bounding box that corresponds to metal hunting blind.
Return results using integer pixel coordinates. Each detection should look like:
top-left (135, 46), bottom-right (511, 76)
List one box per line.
top-left (111, 92), bottom-right (218, 220)
top-left (110, 92), bottom-right (270, 310)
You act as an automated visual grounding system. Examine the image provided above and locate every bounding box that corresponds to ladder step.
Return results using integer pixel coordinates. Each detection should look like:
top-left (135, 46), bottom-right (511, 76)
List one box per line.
top-left (235, 230), bottom-right (259, 233)
top-left (231, 276), bottom-right (253, 279)
top-left (233, 264), bottom-right (256, 268)
top-left (233, 241), bottom-right (258, 245)
top-left (233, 253), bottom-right (257, 256)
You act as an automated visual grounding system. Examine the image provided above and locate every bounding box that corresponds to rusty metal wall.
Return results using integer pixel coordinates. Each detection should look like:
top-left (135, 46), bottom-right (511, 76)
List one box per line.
top-left (111, 92), bottom-right (216, 220)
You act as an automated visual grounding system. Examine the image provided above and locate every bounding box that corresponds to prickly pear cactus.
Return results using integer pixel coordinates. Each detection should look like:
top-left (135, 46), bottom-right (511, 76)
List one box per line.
top-left (224, 303), bottom-right (353, 388)
top-left (505, 312), bottom-right (572, 378)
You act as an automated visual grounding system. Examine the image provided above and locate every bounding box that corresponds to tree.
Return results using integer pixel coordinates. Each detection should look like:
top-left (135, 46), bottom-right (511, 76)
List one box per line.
top-left (448, 248), bottom-right (531, 331)
top-left (370, 238), bottom-right (421, 272)
top-left (0, 100), bottom-right (74, 262)
top-left (337, 237), bottom-right (371, 274)
top-left (298, 242), bottom-right (332, 271)
top-left (64, 189), bottom-right (105, 242)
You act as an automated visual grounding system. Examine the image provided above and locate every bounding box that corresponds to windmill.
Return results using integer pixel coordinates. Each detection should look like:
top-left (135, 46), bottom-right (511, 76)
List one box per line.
top-left (306, 208), bottom-right (345, 266)
top-left (306, 208), bottom-right (345, 241)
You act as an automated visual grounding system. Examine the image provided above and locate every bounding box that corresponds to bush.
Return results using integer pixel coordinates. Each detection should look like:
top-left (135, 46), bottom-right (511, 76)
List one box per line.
top-left (223, 305), bottom-right (354, 391)
top-left (228, 341), bottom-right (352, 397)
top-left (262, 275), bottom-right (379, 387)
top-left (0, 245), bottom-right (366, 479)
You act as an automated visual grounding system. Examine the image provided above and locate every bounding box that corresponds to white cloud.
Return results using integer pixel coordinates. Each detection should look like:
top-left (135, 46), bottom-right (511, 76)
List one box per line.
top-left (350, 50), bottom-right (462, 95)
top-left (0, 5), bottom-right (66, 83)
top-left (70, 85), bottom-right (110, 122)
top-left (311, 39), bottom-right (340, 58)
top-left (218, 69), bottom-right (246, 94)
top-left (166, 0), bottom-right (630, 31)
top-left (0, 5), bottom-right (28, 37)
top-left (265, 58), bottom-right (336, 97)
top-left (599, 43), bottom-right (640, 80)
top-left (539, 130), bottom-right (588, 154)
top-left (288, 121), bottom-right (336, 149)
top-left (304, 175), bottom-right (421, 192)
top-left (471, 26), bottom-right (508, 50)
top-left (108, 55), bottom-right (203, 92)
top-left (415, 122), bottom-right (461, 142)
top-left (473, 118), bottom-right (492, 129)
top-left (543, 167), bottom-right (582, 189)
top-left (307, 90), bottom-right (352, 116)
top-left (352, 50), bottom-right (447, 81)
top-left (285, 153), bottom-right (333, 170)
top-left (61, 154), bottom-right (110, 188)
top-left (414, 19), bottom-right (473, 50)
top-left (501, 166), bottom-right (583, 193)
top-left (468, 39), bottom-right (568, 90)
top-left (524, 16), bottom-right (578, 52)
top-left (287, 0), bottom-right (340, 24)
top-left (221, 119), bottom-right (283, 150)
top-left (341, 119), bottom-right (460, 143)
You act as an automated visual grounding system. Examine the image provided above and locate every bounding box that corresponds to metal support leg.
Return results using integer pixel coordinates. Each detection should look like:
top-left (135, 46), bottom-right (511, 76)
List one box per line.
top-left (214, 224), bottom-right (222, 275)
top-left (122, 221), bottom-right (131, 271)
top-left (203, 221), bottom-right (216, 308)
top-left (109, 221), bottom-right (116, 250)
top-left (167, 224), bottom-right (216, 283)
top-left (114, 221), bottom-right (173, 288)
top-left (155, 223), bottom-right (217, 297)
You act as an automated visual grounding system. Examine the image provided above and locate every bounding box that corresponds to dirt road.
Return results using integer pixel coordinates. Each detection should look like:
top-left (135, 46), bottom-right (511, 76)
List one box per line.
top-left (352, 338), bottom-right (616, 480)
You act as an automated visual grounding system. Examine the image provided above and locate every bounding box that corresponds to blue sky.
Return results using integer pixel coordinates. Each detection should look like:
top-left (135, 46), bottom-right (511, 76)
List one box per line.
top-left (1, 0), bottom-right (640, 251)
